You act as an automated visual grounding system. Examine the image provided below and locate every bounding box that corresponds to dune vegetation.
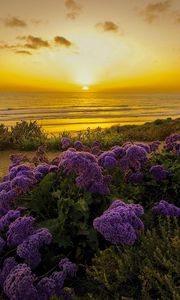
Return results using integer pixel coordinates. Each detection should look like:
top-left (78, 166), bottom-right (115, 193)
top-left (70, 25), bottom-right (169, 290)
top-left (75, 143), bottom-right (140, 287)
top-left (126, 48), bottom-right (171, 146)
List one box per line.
top-left (0, 120), bottom-right (179, 299)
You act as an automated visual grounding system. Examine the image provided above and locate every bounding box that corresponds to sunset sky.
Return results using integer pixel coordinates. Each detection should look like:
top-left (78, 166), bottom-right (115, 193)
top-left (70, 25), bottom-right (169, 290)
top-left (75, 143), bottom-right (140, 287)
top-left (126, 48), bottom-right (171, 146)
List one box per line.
top-left (0, 0), bottom-right (180, 92)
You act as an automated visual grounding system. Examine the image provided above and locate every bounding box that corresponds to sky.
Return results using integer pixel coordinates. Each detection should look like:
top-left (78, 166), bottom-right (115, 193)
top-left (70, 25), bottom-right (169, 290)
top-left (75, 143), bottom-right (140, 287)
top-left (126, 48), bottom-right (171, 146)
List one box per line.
top-left (0, 0), bottom-right (180, 92)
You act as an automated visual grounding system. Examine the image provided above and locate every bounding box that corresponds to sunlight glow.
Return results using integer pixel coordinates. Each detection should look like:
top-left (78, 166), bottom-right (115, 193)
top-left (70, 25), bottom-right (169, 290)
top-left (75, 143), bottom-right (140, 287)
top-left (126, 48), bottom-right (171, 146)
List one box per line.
top-left (82, 85), bottom-right (89, 90)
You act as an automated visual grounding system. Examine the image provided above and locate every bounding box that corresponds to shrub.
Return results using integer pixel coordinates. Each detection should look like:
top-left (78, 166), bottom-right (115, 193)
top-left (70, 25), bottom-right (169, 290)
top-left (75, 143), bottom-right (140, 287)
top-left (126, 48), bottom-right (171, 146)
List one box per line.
top-left (88, 218), bottom-right (180, 300)
top-left (10, 121), bottom-right (47, 150)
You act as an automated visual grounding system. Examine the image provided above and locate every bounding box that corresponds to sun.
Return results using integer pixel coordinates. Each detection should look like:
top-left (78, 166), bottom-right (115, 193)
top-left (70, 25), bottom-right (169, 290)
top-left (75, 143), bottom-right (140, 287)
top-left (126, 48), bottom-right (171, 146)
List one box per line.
top-left (82, 85), bottom-right (89, 91)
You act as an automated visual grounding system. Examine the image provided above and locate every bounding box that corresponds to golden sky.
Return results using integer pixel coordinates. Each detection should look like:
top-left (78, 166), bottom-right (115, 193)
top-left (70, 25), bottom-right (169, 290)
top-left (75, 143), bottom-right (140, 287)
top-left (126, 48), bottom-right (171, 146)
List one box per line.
top-left (0, 0), bottom-right (180, 92)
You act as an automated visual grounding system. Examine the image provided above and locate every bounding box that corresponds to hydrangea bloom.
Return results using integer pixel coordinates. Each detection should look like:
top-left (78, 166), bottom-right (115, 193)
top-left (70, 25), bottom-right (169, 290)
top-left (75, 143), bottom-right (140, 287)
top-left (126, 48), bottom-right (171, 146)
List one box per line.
top-left (7, 216), bottom-right (35, 247)
top-left (150, 165), bottom-right (169, 181)
top-left (17, 228), bottom-right (52, 269)
top-left (93, 199), bottom-right (144, 245)
top-left (3, 263), bottom-right (38, 300)
top-left (0, 257), bottom-right (18, 287)
top-left (152, 200), bottom-right (180, 217)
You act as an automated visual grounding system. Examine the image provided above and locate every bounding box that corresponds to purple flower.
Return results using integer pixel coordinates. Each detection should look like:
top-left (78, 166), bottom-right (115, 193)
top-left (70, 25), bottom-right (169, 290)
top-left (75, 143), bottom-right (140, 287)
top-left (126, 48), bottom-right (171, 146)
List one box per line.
top-left (36, 163), bottom-right (50, 175)
top-left (150, 141), bottom-right (161, 152)
top-left (0, 190), bottom-right (17, 216)
top-left (49, 165), bottom-right (59, 173)
top-left (34, 171), bottom-right (44, 181)
top-left (7, 216), bottom-right (35, 247)
top-left (59, 150), bottom-right (110, 194)
top-left (3, 263), bottom-right (38, 300)
top-left (36, 277), bottom-right (56, 300)
top-left (0, 257), bottom-right (18, 287)
top-left (98, 151), bottom-right (117, 169)
top-left (17, 228), bottom-right (52, 269)
top-left (111, 146), bottom-right (126, 159)
top-left (152, 200), bottom-right (180, 217)
top-left (126, 145), bottom-right (147, 162)
top-left (91, 146), bottom-right (102, 156)
top-left (135, 143), bottom-right (151, 153)
top-left (59, 258), bottom-right (78, 277)
top-left (150, 165), bottom-right (169, 181)
top-left (93, 199), bottom-right (144, 245)
top-left (11, 175), bottom-right (35, 193)
top-left (61, 138), bottom-right (71, 150)
top-left (0, 208), bottom-right (23, 231)
top-left (74, 141), bottom-right (83, 150)
top-left (165, 134), bottom-right (180, 144)
top-left (0, 181), bottom-right (11, 192)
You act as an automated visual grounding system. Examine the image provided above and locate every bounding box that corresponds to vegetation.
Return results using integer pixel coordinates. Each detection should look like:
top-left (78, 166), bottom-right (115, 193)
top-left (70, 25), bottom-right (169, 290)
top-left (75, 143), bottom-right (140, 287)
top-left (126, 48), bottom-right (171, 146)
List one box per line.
top-left (0, 117), bottom-right (179, 150)
top-left (0, 123), bottom-right (179, 299)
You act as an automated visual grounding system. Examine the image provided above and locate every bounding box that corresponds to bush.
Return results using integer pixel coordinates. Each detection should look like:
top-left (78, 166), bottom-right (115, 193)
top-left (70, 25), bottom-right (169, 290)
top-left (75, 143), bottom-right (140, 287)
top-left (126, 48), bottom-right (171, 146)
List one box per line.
top-left (0, 124), bottom-right (11, 150)
top-left (10, 120), bottom-right (47, 150)
top-left (87, 218), bottom-right (180, 300)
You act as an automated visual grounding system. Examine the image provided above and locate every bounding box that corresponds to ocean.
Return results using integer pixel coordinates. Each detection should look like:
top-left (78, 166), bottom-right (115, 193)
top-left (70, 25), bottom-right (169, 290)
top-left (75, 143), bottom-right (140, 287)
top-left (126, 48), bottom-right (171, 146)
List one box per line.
top-left (0, 92), bottom-right (179, 133)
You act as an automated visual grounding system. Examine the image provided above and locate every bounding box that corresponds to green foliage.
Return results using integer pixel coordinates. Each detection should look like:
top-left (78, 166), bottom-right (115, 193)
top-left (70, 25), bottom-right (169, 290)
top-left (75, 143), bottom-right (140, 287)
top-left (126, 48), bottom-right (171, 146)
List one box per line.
top-left (87, 218), bottom-right (180, 300)
top-left (20, 172), bottom-right (111, 264)
top-left (0, 117), bottom-right (179, 151)
top-left (10, 120), bottom-right (47, 150)
top-left (108, 152), bottom-right (180, 208)
top-left (0, 124), bottom-right (11, 150)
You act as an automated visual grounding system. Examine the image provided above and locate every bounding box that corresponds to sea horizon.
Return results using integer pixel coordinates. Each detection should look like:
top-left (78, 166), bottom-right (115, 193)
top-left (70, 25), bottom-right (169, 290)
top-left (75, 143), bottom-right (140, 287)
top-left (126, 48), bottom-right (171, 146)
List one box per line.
top-left (0, 91), bottom-right (180, 132)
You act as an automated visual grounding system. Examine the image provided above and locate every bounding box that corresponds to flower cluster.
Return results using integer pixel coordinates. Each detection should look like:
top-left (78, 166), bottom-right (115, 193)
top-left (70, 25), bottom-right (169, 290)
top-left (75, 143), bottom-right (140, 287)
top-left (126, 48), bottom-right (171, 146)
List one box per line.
top-left (119, 144), bottom-right (148, 172)
top-left (61, 137), bottom-right (71, 150)
top-left (98, 151), bottom-right (117, 169)
top-left (152, 200), bottom-right (180, 217)
top-left (0, 258), bottom-right (77, 300)
top-left (164, 133), bottom-right (180, 155)
top-left (150, 165), bottom-right (169, 181)
top-left (17, 228), bottom-right (52, 269)
top-left (93, 199), bottom-right (144, 245)
top-left (59, 150), bottom-right (110, 194)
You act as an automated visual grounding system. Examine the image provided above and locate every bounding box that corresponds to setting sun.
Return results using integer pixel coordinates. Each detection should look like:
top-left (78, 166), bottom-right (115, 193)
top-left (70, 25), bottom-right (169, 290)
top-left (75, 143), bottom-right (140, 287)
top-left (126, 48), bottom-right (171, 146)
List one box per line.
top-left (82, 86), bottom-right (89, 91)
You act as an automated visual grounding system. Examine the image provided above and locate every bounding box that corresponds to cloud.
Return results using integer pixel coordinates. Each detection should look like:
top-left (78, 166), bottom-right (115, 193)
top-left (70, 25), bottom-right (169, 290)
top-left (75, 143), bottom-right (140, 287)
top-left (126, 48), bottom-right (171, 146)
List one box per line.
top-left (0, 34), bottom-right (74, 55)
top-left (96, 21), bottom-right (119, 33)
top-left (54, 36), bottom-right (73, 47)
top-left (15, 50), bottom-right (32, 55)
top-left (18, 35), bottom-right (50, 49)
top-left (0, 43), bottom-right (19, 49)
top-left (140, 0), bottom-right (172, 23)
top-left (3, 17), bottom-right (27, 27)
top-left (64, 0), bottom-right (82, 20)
